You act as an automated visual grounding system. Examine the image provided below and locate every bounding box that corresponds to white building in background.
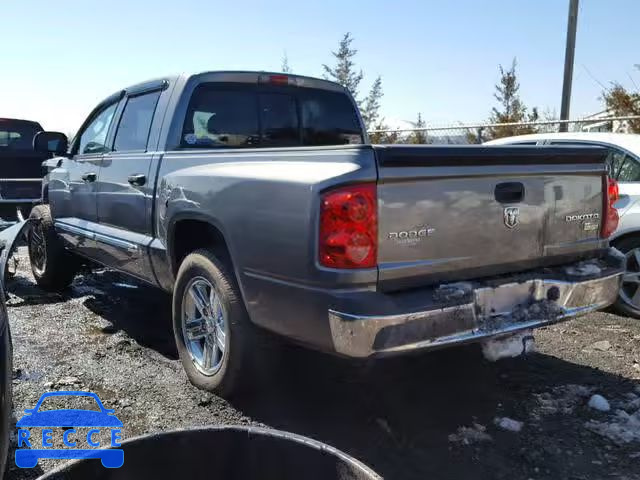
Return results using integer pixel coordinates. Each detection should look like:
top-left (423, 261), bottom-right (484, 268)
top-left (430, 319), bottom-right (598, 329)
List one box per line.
top-left (581, 110), bottom-right (632, 133)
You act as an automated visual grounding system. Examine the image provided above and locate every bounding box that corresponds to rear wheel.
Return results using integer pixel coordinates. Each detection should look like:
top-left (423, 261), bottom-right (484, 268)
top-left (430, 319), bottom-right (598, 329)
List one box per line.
top-left (613, 236), bottom-right (640, 318)
top-left (172, 249), bottom-right (266, 397)
top-left (27, 205), bottom-right (78, 291)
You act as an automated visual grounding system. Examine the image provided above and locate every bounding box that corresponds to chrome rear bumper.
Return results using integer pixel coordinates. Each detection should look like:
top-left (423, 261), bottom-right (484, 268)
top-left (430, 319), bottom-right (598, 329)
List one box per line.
top-left (329, 259), bottom-right (623, 358)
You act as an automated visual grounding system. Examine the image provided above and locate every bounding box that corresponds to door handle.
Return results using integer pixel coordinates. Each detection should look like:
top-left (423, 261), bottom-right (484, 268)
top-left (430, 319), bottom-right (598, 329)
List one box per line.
top-left (81, 172), bottom-right (97, 182)
top-left (495, 182), bottom-right (525, 203)
top-left (128, 174), bottom-right (146, 186)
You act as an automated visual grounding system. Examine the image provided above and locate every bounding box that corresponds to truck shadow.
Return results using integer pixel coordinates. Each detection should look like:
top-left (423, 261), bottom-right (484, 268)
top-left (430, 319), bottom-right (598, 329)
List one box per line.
top-left (79, 273), bottom-right (177, 360)
top-left (232, 344), bottom-right (638, 480)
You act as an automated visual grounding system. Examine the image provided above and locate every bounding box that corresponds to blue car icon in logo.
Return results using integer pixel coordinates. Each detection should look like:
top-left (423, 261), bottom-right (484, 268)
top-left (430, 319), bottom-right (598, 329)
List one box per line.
top-left (15, 391), bottom-right (124, 468)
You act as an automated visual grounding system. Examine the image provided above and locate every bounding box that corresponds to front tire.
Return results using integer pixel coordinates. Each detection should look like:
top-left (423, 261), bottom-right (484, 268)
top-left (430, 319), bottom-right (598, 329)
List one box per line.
top-left (172, 249), bottom-right (259, 397)
top-left (613, 235), bottom-right (640, 318)
top-left (27, 205), bottom-right (78, 292)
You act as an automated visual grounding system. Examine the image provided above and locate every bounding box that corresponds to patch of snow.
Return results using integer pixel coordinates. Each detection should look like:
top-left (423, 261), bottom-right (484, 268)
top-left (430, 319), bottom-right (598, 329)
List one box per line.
top-left (564, 260), bottom-right (602, 276)
top-left (588, 394), bottom-right (611, 412)
top-left (533, 385), bottom-right (594, 419)
top-left (448, 423), bottom-right (492, 445)
top-left (624, 396), bottom-right (640, 412)
top-left (434, 282), bottom-right (472, 301)
top-left (495, 417), bottom-right (523, 432)
top-left (482, 300), bottom-right (562, 332)
top-left (586, 409), bottom-right (640, 444)
top-left (481, 330), bottom-right (535, 362)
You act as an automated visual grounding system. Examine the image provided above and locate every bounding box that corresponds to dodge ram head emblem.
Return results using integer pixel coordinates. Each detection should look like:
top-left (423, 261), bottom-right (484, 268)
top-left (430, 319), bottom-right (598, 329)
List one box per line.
top-left (503, 207), bottom-right (519, 228)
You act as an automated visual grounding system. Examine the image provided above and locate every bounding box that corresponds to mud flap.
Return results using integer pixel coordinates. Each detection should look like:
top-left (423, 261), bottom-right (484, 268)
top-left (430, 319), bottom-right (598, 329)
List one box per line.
top-left (0, 219), bottom-right (31, 289)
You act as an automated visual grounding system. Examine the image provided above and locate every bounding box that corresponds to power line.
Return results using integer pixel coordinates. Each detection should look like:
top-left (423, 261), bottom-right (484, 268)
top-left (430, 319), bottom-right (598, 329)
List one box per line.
top-left (580, 63), bottom-right (608, 91)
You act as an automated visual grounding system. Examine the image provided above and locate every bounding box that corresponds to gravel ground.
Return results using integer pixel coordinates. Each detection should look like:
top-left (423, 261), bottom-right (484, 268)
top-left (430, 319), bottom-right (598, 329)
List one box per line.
top-left (3, 247), bottom-right (640, 479)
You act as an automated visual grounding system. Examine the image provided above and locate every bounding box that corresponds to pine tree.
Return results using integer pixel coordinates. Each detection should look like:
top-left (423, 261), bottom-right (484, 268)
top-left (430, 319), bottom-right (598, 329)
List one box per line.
top-left (486, 59), bottom-right (538, 139)
top-left (408, 113), bottom-right (427, 144)
top-left (322, 33), bottom-right (364, 101)
top-left (369, 120), bottom-right (399, 144)
top-left (360, 76), bottom-right (383, 129)
top-left (281, 52), bottom-right (292, 73)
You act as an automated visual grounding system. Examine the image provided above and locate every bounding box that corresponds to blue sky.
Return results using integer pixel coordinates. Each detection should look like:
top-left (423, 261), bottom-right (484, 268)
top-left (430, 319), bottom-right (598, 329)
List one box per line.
top-left (2, 0), bottom-right (639, 133)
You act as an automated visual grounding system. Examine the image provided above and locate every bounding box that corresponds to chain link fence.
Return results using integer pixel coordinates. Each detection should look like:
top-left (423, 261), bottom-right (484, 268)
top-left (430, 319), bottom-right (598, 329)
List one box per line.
top-left (367, 115), bottom-right (640, 145)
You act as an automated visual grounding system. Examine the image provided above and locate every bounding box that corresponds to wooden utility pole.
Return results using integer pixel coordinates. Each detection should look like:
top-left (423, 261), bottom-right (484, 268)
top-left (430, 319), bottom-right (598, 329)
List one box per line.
top-left (559, 0), bottom-right (579, 132)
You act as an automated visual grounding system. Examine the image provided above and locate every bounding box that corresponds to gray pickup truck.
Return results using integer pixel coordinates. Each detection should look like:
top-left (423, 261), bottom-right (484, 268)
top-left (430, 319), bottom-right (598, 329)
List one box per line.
top-left (30, 71), bottom-right (625, 397)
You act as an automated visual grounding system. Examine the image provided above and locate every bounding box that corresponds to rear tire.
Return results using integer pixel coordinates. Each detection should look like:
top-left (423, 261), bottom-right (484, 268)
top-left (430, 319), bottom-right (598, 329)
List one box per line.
top-left (172, 249), bottom-right (265, 398)
top-left (613, 235), bottom-right (640, 318)
top-left (27, 205), bottom-right (78, 292)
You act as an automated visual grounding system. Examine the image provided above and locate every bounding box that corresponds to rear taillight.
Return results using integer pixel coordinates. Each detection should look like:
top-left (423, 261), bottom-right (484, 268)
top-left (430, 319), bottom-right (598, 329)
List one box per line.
top-left (319, 183), bottom-right (377, 269)
top-left (601, 176), bottom-right (619, 238)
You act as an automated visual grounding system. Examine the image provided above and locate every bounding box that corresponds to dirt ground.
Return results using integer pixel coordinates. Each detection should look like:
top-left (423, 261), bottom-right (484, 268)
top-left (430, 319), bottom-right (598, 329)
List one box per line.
top-left (3, 248), bottom-right (640, 480)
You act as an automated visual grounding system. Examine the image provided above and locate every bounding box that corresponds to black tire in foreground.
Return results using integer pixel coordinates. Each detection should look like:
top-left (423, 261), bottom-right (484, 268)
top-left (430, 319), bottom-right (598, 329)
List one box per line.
top-left (0, 311), bottom-right (12, 480)
top-left (172, 249), bottom-right (267, 398)
top-left (613, 235), bottom-right (640, 319)
top-left (27, 205), bottom-right (78, 292)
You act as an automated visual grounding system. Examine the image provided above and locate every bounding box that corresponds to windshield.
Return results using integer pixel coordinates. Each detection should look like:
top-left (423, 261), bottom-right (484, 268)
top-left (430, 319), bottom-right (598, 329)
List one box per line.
top-left (0, 119), bottom-right (42, 151)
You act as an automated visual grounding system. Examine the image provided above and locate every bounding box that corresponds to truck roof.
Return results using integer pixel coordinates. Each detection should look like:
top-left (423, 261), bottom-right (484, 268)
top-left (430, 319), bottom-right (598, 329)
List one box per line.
top-left (485, 132), bottom-right (640, 155)
top-left (119, 71), bottom-right (347, 98)
top-left (190, 71), bottom-right (346, 92)
top-left (0, 118), bottom-right (42, 128)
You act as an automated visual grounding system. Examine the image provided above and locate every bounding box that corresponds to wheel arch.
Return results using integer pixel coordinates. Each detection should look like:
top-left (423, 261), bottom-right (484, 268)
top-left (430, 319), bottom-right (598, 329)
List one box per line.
top-left (167, 212), bottom-right (236, 278)
top-left (610, 229), bottom-right (640, 249)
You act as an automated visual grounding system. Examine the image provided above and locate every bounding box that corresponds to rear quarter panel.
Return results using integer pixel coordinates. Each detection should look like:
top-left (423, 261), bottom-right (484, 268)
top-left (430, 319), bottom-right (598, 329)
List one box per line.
top-left (154, 146), bottom-right (378, 300)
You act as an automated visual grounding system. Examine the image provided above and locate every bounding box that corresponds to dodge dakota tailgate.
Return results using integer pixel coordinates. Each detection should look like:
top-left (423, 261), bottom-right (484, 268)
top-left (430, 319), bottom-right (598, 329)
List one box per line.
top-left (374, 145), bottom-right (611, 291)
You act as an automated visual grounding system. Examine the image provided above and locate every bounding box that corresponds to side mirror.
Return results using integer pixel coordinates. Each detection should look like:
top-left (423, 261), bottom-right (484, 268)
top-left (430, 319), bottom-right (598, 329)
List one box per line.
top-left (33, 131), bottom-right (68, 155)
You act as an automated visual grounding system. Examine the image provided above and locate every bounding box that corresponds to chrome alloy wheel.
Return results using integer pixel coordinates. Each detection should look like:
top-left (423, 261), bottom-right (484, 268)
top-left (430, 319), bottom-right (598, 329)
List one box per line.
top-left (29, 222), bottom-right (47, 276)
top-left (181, 277), bottom-right (228, 376)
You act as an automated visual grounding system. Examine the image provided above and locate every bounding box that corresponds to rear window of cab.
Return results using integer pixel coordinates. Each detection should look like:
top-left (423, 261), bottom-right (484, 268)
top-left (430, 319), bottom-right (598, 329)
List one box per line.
top-left (181, 83), bottom-right (363, 149)
top-left (0, 119), bottom-right (42, 150)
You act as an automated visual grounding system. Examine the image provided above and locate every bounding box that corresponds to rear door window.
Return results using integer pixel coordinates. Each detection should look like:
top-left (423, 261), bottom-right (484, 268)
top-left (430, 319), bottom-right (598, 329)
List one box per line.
top-left (604, 149), bottom-right (628, 179)
top-left (181, 84), bottom-right (363, 148)
top-left (113, 91), bottom-right (161, 152)
top-left (615, 152), bottom-right (640, 182)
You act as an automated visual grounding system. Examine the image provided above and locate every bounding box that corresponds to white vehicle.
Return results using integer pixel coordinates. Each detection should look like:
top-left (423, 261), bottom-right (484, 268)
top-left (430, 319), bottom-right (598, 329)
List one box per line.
top-left (487, 132), bottom-right (640, 318)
